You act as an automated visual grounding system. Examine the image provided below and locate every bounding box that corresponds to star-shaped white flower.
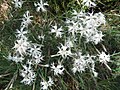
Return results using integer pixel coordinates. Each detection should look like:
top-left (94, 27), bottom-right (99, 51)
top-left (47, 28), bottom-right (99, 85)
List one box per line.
top-left (34, 0), bottom-right (49, 12)
top-left (99, 52), bottom-right (110, 64)
top-left (57, 43), bottom-right (72, 58)
top-left (12, 0), bottom-right (23, 8)
top-left (91, 31), bottom-right (104, 44)
top-left (20, 64), bottom-right (36, 85)
top-left (98, 51), bottom-right (111, 70)
top-left (8, 53), bottom-right (24, 63)
top-left (13, 38), bottom-right (29, 55)
top-left (50, 24), bottom-right (63, 38)
top-left (51, 61), bottom-right (64, 76)
top-left (67, 21), bottom-right (79, 36)
top-left (40, 77), bottom-right (54, 90)
top-left (82, 0), bottom-right (96, 7)
top-left (16, 26), bottom-right (28, 39)
top-left (21, 11), bottom-right (33, 27)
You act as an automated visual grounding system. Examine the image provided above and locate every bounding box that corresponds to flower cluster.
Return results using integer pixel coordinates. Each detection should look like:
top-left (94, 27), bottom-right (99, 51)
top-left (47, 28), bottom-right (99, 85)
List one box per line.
top-left (72, 51), bottom-right (97, 77)
top-left (65, 11), bottom-right (106, 44)
top-left (50, 0), bottom-right (111, 78)
top-left (20, 62), bottom-right (36, 85)
top-left (6, 0), bottom-right (112, 89)
top-left (8, 10), bottom-right (45, 85)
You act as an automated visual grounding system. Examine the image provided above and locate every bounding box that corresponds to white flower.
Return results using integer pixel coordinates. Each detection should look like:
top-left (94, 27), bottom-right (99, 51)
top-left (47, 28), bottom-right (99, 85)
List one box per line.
top-left (8, 53), bottom-right (24, 63)
top-left (57, 43), bottom-right (72, 58)
top-left (90, 31), bottom-right (104, 44)
top-left (13, 38), bottom-right (29, 55)
top-left (41, 80), bottom-right (48, 90)
top-left (66, 20), bottom-right (80, 36)
top-left (85, 54), bottom-right (98, 77)
top-left (16, 26), bottom-right (28, 39)
top-left (77, 12), bottom-right (105, 44)
top-left (98, 52), bottom-right (110, 64)
top-left (72, 52), bottom-right (96, 74)
top-left (12, 0), bottom-right (23, 8)
top-left (84, 12), bottom-right (98, 28)
top-left (20, 64), bottom-right (36, 85)
top-left (98, 52), bottom-right (111, 70)
top-left (85, 12), bottom-right (106, 28)
top-left (40, 77), bottom-right (54, 90)
top-left (21, 11), bottom-right (33, 27)
top-left (51, 61), bottom-right (64, 76)
top-left (80, 28), bottom-right (94, 38)
top-left (34, 0), bottom-right (49, 12)
top-left (51, 43), bottom-right (72, 58)
top-left (47, 77), bottom-right (54, 86)
top-left (27, 44), bottom-right (44, 64)
top-left (50, 24), bottom-right (63, 38)
top-left (72, 55), bottom-right (86, 73)
top-left (94, 12), bottom-right (106, 26)
top-left (82, 0), bottom-right (96, 7)
top-left (84, 29), bottom-right (104, 44)
top-left (72, 10), bottom-right (85, 20)
top-left (29, 44), bottom-right (42, 57)
top-left (65, 10), bottom-right (106, 45)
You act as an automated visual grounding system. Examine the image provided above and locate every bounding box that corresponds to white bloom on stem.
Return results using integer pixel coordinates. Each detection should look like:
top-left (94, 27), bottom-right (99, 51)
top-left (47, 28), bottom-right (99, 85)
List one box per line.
top-left (51, 43), bottom-right (72, 58)
top-left (57, 43), bottom-right (72, 58)
top-left (72, 52), bottom-right (97, 75)
top-left (85, 12), bottom-right (106, 28)
top-left (47, 77), bottom-right (54, 86)
top-left (34, 0), bottom-right (49, 12)
top-left (66, 20), bottom-right (79, 36)
top-left (8, 53), bottom-right (24, 63)
top-left (72, 10), bottom-right (85, 19)
top-left (77, 12), bottom-right (105, 44)
top-left (51, 61), bottom-right (64, 76)
top-left (90, 31), bottom-right (104, 44)
top-left (84, 29), bottom-right (104, 44)
top-left (94, 12), bottom-right (106, 26)
top-left (72, 53), bottom-right (86, 73)
top-left (16, 26), bottom-right (28, 39)
top-left (27, 44), bottom-right (44, 64)
top-left (85, 12), bottom-right (98, 28)
top-left (82, 0), bottom-right (96, 7)
top-left (20, 64), bottom-right (36, 85)
top-left (86, 54), bottom-right (98, 77)
top-left (29, 44), bottom-right (42, 57)
top-left (80, 28), bottom-right (94, 38)
top-left (13, 38), bottom-right (29, 55)
top-left (98, 52), bottom-right (110, 64)
top-left (21, 11), bottom-right (33, 28)
top-left (50, 24), bottom-right (63, 38)
top-left (40, 80), bottom-right (48, 90)
top-left (98, 52), bottom-right (111, 70)
top-left (12, 0), bottom-right (23, 8)
top-left (40, 77), bottom-right (54, 90)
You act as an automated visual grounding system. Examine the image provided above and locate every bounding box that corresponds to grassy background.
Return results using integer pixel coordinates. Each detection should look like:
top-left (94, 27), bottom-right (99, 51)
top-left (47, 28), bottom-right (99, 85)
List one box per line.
top-left (0, 0), bottom-right (120, 90)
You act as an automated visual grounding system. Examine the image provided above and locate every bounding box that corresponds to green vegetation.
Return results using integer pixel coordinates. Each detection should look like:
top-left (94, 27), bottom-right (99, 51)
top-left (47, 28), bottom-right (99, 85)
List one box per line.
top-left (0, 0), bottom-right (120, 90)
